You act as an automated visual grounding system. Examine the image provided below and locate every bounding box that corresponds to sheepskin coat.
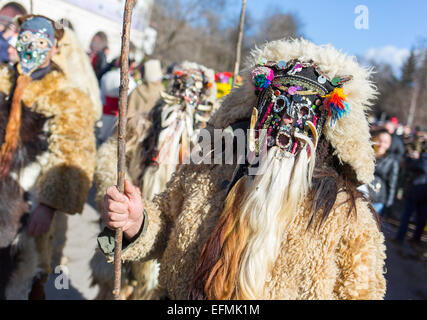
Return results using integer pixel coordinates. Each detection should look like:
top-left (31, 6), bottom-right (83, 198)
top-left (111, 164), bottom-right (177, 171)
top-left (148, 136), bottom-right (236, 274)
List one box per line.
top-left (97, 115), bottom-right (387, 300)
top-left (0, 63), bottom-right (96, 299)
top-left (0, 64), bottom-right (96, 214)
top-left (98, 154), bottom-right (386, 300)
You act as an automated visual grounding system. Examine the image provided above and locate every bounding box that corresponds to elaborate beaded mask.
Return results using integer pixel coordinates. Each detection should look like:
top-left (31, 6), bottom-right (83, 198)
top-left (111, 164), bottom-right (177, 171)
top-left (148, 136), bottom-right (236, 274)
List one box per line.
top-left (16, 17), bottom-right (56, 75)
top-left (250, 59), bottom-right (352, 157)
top-left (171, 69), bottom-right (212, 107)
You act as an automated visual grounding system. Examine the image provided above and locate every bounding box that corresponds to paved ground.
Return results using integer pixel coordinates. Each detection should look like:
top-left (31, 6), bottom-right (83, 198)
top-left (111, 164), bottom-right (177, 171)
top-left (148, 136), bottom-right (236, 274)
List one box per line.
top-left (43, 190), bottom-right (427, 300)
top-left (382, 218), bottom-right (427, 300)
top-left (44, 187), bottom-right (101, 300)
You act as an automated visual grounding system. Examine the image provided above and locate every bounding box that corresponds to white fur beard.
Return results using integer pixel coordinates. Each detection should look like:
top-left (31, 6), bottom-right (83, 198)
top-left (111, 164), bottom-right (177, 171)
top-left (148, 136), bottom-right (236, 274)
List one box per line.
top-left (142, 103), bottom-right (194, 201)
top-left (236, 141), bottom-right (315, 299)
top-left (142, 123), bottom-right (183, 201)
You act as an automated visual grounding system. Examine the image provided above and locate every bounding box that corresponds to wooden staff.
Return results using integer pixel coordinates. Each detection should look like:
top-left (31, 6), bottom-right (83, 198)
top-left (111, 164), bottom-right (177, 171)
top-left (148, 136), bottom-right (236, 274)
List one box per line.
top-left (233, 0), bottom-right (247, 87)
top-left (113, 0), bottom-right (136, 301)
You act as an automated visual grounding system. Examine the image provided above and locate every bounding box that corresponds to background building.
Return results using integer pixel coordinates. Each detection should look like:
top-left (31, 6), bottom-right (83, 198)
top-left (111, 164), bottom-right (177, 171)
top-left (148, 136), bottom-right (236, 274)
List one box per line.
top-left (0, 0), bottom-right (157, 62)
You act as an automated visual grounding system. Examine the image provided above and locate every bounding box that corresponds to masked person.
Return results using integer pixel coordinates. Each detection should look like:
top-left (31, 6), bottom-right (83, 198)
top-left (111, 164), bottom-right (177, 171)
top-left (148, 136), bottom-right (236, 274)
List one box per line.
top-left (98, 39), bottom-right (386, 300)
top-left (0, 15), bottom-right (96, 299)
top-left (91, 61), bottom-right (217, 299)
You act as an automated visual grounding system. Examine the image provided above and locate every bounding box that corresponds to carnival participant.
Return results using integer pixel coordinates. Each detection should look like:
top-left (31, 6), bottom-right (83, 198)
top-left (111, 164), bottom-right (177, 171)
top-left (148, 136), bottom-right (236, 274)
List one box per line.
top-left (98, 39), bottom-right (386, 300)
top-left (0, 15), bottom-right (96, 299)
top-left (91, 61), bottom-right (217, 299)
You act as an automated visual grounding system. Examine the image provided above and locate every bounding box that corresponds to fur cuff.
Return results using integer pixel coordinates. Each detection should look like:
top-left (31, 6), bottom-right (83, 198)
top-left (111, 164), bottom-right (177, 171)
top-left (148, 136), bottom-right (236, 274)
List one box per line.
top-left (36, 165), bottom-right (91, 214)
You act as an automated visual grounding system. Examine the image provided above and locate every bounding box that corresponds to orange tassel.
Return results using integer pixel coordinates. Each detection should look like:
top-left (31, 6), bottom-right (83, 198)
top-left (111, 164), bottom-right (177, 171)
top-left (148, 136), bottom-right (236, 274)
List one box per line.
top-left (188, 176), bottom-right (248, 300)
top-left (0, 74), bottom-right (32, 177)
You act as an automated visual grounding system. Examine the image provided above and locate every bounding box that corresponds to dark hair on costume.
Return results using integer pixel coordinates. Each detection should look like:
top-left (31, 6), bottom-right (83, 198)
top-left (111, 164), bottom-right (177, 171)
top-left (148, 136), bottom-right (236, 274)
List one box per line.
top-left (308, 138), bottom-right (380, 231)
top-left (137, 100), bottom-right (164, 183)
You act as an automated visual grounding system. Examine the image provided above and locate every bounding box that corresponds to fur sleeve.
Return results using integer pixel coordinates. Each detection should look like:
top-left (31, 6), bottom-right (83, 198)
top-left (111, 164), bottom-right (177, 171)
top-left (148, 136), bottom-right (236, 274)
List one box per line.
top-left (36, 87), bottom-right (96, 214)
top-left (114, 167), bottom-right (186, 263)
top-left (0, 64), bottom-right (13, 95)
top-left (334, 199), bottom-right (386, 299)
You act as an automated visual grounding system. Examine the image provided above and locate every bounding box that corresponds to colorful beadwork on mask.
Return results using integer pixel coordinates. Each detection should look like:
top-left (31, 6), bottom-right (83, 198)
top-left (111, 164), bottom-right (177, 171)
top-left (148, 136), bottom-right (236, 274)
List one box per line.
top-left (16, 17), bottom-right (56, 75)
top-left (251, 66), bottom-right (274, 91)
top-left (249, 59), bottom-right (353, 158)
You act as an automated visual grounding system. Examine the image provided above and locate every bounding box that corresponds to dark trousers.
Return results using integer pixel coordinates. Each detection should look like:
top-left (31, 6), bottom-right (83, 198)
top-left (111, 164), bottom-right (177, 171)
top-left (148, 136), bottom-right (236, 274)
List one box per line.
top-left (396, 183), bottom-right (427, 243)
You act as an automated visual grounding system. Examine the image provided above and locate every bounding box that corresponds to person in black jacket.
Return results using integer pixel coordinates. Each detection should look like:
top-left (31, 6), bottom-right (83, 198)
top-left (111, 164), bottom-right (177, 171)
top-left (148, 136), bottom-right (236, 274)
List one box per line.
top-left (395, 140), bottom-right (427, 244)
top-left (385, 119), bottom-right (405, 162)
top-left (369, 129), bottom-right (399, 216)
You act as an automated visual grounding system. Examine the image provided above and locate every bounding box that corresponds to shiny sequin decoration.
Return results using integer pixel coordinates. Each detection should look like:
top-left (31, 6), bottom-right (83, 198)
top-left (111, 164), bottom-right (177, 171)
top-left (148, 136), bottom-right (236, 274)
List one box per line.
top-left (318, 75), bottom-right (327, 84)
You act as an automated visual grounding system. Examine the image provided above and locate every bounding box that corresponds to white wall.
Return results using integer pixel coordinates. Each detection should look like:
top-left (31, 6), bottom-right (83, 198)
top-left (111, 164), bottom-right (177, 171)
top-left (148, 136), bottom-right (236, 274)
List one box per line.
top-left (0, 0), bottom-right (156, 62)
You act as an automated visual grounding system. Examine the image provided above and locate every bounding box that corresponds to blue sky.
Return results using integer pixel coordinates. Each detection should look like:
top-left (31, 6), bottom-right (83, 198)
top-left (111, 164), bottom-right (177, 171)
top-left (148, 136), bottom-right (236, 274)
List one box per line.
top-left (230, 0), bottom-right (427, 72)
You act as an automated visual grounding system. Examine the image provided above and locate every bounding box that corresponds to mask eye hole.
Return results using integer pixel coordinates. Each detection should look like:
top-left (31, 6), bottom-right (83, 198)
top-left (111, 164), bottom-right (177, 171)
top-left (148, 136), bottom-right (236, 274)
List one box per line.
top-left (276, 132), bottom-right (292, 149)
top-left (36, 38), bottom-right (50, 49)
top-left (299, 106), bottom-right (310, 117)
top-left (273, 95), bottom-right (288, 113)
top-left (19, 31), bottom-right (32, 44)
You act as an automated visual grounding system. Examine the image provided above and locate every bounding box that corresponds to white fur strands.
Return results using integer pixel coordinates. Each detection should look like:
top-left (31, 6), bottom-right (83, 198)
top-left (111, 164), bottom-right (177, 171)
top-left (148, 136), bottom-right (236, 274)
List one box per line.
top-left (188, 140), bottom-right (317, 300)
top-left (142, 102), bottom-right (193, 201)
top-left (236, 145), bottom-right (314, 299)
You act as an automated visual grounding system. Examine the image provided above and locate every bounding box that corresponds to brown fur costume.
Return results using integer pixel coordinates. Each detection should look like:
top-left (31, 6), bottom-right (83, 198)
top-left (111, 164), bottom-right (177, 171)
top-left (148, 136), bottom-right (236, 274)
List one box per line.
top-left (0, 63), bottom-right (96, 299)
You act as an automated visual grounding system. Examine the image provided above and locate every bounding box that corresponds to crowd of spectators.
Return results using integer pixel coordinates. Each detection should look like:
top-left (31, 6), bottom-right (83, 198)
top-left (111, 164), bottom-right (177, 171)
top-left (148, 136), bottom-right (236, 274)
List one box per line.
top-left (369, 117), bottom-right (427, 252)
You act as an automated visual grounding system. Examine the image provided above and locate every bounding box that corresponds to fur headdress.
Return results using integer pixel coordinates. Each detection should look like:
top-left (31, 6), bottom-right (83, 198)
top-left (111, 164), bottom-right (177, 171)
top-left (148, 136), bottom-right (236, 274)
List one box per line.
top-left (209, 38), bottom-right (377, 184)
top-left (189, 39), bottom-right (377, 300)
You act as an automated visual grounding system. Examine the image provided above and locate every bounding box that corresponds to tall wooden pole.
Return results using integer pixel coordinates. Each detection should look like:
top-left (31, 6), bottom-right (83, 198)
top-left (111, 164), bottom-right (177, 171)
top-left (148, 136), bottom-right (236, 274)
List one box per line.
top-left (407, 81), bottom-right (420, 127)
top-left (407, 52), bottom-right (427, 127)
top-left (233, 0), bottom-right (247, 87)
top-left (113, 0), bottom-right (136, 301)
top-left (30, 0), bottom-right (33, 14)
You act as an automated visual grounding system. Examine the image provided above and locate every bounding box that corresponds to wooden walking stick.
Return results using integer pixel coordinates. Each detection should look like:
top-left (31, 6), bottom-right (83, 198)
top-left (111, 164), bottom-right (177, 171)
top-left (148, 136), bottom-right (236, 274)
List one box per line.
top-left (233, 0), bottom-right (247, 88)
top-left (113, 0), bottom-right (136, 300)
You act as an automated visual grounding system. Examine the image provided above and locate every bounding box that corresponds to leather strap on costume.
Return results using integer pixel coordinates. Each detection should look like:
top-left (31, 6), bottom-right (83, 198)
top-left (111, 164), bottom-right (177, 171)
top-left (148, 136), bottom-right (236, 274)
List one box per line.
top-left (0, 73), bottom-right (32, 177)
